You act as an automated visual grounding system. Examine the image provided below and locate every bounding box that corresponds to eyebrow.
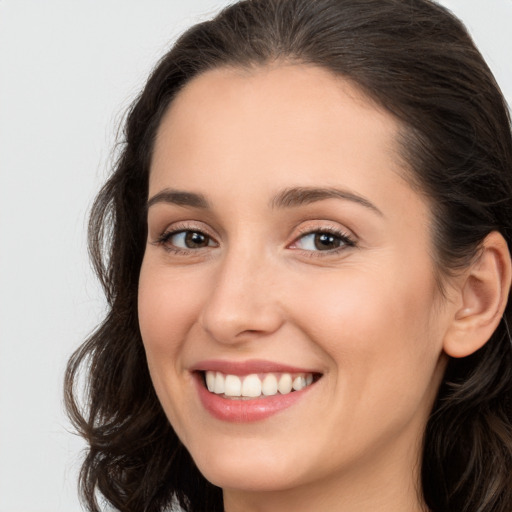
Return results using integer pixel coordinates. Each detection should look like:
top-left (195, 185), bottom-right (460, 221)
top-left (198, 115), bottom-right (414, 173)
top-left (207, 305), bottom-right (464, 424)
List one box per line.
top-left (147, 189), bottom-right (210, 210)
top-left (146, 186), bottom-right (382, 216)
top-left (270, 186), bottom-right (383, 216)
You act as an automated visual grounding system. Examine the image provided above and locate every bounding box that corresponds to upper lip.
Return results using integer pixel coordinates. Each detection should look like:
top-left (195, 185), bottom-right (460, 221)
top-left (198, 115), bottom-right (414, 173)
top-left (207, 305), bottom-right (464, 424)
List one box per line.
top-left (190, 359), bottom-right (321, 376)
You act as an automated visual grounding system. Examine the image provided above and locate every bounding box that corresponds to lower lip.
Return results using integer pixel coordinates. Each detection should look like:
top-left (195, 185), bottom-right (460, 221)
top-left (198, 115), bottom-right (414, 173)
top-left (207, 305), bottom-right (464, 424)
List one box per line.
top-left (195, 375), bottom-right (314, 422)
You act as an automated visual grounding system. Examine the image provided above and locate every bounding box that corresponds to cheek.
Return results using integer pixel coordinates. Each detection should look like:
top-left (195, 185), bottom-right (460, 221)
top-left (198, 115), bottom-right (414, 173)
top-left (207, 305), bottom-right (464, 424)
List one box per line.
top-left (288, 262), bottom-right (443, 392)
top-left (137, 265), bottom-right (209, 447)
top-left (293, 268), bottom-right (429, 335)
top-left (138, 261), bottom-right (204, 358)
top-left (137, 261), bottom-right (205, 436)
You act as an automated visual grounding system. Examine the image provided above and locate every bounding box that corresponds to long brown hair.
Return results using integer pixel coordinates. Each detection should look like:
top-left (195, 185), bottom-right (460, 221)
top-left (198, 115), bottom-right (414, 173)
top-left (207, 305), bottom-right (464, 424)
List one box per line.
top-left (65, 1), bottom-right (512, 511)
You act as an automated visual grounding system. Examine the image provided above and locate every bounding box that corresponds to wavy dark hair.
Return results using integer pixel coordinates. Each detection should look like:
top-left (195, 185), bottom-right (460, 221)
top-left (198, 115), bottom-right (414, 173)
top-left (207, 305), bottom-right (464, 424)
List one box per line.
top-left (65, 0), bottom-right (512, 511)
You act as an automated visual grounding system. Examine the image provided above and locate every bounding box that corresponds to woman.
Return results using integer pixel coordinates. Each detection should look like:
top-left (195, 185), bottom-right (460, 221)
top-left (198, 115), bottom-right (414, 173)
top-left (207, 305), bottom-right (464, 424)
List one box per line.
top-left (65, 0), bottom-right (512, 511)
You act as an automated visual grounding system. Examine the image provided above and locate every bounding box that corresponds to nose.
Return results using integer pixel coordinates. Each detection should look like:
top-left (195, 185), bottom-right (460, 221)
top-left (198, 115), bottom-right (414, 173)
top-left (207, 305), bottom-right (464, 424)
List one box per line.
top-left (199, 249), bottom-right (284, 345)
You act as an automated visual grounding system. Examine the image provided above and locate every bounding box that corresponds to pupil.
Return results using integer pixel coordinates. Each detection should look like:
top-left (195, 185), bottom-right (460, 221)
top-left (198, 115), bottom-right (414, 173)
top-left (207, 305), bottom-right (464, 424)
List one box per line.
top-left (185, 231), bottom-right (207, 248)
top-left (314, 233), bottom-right (339, 250)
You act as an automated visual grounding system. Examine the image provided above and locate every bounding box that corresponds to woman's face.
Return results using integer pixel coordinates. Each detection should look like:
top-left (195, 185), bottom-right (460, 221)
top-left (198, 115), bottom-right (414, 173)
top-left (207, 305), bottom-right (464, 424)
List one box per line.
top-left (138, 64), bottom-right (453, 498)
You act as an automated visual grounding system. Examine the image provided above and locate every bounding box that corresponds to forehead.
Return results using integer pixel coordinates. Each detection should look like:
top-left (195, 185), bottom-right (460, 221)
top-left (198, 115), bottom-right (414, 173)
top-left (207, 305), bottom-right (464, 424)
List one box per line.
top-left (149, 64), bottom-right (424, 225)
top-left (151, 64), bottom-right (405, 187)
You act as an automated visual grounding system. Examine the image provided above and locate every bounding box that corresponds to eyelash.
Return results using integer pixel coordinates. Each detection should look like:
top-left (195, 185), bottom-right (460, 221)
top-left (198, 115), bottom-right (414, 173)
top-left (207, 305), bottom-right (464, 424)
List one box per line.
top-left (154, 223), bottom-right (217, 255)
top-left (153, 224), bottom-right (356, 256)
top-left (290, 226), bottom-right (356, 257)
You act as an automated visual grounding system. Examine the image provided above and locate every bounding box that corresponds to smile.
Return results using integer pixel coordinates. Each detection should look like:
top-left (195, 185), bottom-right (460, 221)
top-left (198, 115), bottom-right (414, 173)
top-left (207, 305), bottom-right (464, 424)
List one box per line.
top-left (192, 361), bottom-right (322, 422)
top-left (204, 371), bottom-right (315, 398)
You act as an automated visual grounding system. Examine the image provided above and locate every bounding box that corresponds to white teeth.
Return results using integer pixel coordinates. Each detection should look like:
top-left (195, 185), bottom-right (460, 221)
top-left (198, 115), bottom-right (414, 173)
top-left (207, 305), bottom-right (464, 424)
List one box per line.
top-left (242, 374), bottom-right (262, 397)
top-left (206, 371), bottom-right (216, 392)
top-left (262, 374), bottom-right (278, 396)
top-left (214, 372), bottom-right (225, 394)
top-left (278, 373), bottom-right (293, 394)
top-left (292, 376), bottom-right (306, 391)
top-left (204, 370), bottom-right (317, 398)
top-left (224, 375), bottom-right (242, 396)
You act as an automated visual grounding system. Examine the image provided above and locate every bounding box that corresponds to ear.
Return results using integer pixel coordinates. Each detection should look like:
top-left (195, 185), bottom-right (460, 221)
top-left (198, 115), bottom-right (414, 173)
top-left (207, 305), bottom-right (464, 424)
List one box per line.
top-left (443, 231), bottom-right (512, 358)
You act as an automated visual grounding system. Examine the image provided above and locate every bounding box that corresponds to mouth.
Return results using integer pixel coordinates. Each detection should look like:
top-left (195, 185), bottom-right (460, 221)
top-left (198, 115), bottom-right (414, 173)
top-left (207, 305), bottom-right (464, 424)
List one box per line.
top-left (200, 370), bottom-right (321, 399)
top-left (191, 361), bottom-right (323, 422)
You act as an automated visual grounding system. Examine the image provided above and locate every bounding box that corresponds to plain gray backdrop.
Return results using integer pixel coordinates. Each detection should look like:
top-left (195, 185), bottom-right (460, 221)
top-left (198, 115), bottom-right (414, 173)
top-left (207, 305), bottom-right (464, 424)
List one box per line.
top-left (1, 1), bottom-right (511, 511)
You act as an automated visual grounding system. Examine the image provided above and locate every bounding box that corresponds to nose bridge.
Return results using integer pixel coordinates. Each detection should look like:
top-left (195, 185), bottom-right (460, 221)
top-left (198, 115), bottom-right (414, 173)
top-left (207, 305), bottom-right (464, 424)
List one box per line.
top-left (200, 241), bottom-right (282, 343)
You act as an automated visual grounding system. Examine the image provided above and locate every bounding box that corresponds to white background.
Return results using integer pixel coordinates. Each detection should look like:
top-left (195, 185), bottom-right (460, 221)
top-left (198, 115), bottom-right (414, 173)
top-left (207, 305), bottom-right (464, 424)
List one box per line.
top-left (0, 1), bottom-right (511, 511)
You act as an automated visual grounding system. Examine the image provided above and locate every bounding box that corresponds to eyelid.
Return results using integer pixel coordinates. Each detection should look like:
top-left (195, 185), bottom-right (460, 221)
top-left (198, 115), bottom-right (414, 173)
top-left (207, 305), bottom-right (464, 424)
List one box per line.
top-left (288, 223), bottom-right (357, 253)
top-left (152, 221), bottom-right (219, 252)
top-left (151, 219), bottom-right (356, 256)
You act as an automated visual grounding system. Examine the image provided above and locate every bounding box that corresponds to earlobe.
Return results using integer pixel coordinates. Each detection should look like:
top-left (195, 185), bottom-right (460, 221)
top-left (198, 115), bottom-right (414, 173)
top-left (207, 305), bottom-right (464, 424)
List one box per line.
top-left (443, 231), bottom-right (512, 358)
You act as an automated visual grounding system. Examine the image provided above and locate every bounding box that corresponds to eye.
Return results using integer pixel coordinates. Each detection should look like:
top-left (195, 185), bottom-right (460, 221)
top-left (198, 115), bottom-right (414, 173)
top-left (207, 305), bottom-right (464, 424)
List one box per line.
top-left (157, 229), bottom-right (217, 251)
top-left (291, 230), bottom-right (355, 252)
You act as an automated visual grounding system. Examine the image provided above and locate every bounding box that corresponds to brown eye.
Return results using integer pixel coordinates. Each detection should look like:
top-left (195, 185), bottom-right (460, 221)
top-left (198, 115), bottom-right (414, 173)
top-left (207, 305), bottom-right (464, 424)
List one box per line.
top-left (293, 231), bottom-right (354, 252)
top-left (313, 233), bottom-right (343, 250)
top-left (161, 230), bottom-right (216, 250)
top-left (183, 231), bottom-right (210, 248)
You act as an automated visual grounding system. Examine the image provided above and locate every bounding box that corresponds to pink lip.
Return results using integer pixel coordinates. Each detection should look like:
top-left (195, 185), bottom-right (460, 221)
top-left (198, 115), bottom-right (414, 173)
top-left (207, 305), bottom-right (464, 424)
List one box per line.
top-left (194, 376), bottom-right (314, 422)
top-left (190, 358), bottom-right (319, 375)
top-left (191, 359), bottom-right (320, 423)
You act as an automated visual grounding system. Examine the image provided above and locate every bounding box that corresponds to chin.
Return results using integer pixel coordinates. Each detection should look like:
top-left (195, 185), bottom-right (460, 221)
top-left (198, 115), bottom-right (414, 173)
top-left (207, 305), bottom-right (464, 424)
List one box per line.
top-left (188, 440), bottom-right (307, 492)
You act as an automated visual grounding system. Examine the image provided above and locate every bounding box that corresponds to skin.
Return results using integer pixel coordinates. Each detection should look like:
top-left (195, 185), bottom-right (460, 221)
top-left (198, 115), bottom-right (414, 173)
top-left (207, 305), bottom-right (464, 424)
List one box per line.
top-left (138, 64), bottom-right (463, 512)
